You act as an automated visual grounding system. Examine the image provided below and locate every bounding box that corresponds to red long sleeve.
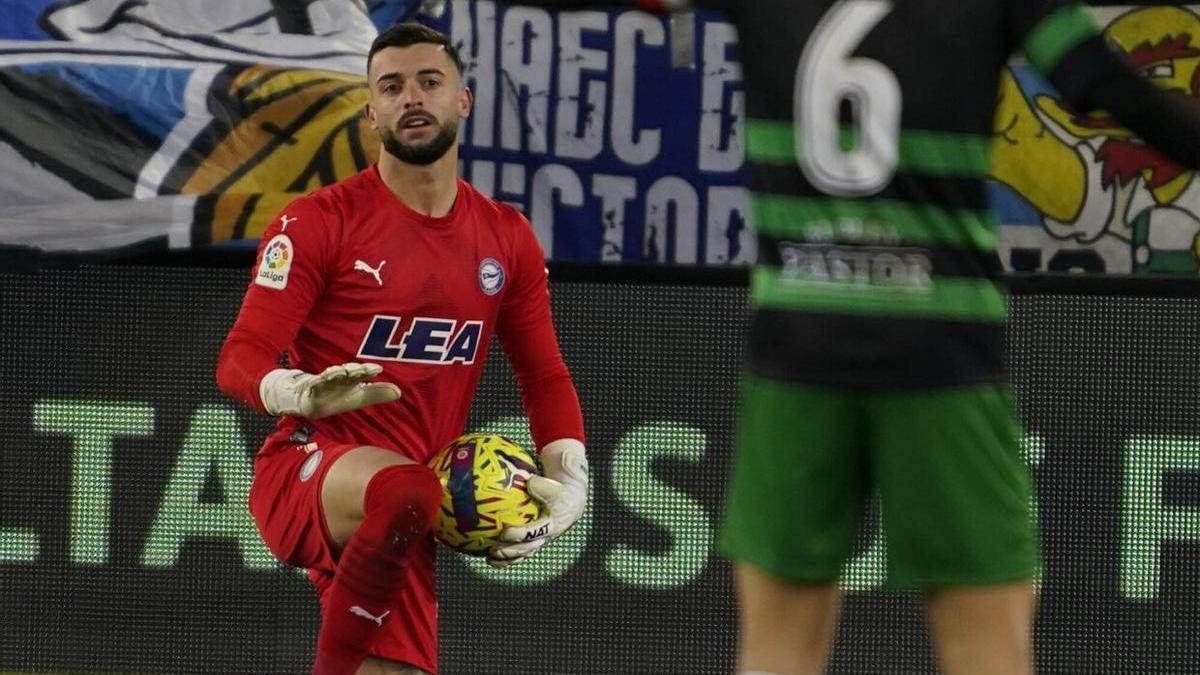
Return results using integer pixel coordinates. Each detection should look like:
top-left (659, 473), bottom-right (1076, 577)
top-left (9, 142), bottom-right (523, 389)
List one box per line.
top-left (496, 220), bottom-right (585, 450)
top-left (215, 198), bottom-right (329, 413)
top-left (215, 321), bottom-right (290, 415)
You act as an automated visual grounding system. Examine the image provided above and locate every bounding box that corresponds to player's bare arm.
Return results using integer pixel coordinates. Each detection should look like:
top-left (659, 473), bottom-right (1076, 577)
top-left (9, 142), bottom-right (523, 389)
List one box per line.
top-left (1044, 33), bottom-right (1200, 169)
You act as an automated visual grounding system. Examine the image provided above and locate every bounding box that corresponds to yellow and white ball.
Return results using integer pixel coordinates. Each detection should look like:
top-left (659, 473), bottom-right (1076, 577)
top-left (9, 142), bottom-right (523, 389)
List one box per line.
top-left (426, 433), bottom-right (544, 555)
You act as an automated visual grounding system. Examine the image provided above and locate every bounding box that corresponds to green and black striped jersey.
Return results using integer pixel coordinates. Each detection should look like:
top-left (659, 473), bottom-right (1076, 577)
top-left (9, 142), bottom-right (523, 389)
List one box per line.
top-left (699, 0), bottom-right (1103, 386)
top-left (519, 0), bottom-right (1200, 385)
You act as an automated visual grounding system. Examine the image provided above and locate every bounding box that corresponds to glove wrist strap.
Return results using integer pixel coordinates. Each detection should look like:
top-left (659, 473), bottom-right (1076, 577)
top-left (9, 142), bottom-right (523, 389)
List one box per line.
top-left (540, 438), bottom-right (588, 483)
top-left (259, 368), bottom-right (307, 416)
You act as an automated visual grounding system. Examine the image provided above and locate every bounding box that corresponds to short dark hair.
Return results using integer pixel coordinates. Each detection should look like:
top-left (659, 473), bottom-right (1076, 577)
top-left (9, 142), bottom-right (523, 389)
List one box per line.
top-left (367, 22), bottom-right (464, 75)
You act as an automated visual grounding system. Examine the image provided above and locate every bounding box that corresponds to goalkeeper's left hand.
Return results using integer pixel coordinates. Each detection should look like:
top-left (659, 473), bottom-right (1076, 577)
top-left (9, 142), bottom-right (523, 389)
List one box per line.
top-left (488, 438), bottom-right (588, 568)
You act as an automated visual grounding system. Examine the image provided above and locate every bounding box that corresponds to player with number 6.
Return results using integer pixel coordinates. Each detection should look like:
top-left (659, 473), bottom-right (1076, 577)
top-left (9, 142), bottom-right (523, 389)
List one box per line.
top-left (514, 0), bottom-right (1200, 673)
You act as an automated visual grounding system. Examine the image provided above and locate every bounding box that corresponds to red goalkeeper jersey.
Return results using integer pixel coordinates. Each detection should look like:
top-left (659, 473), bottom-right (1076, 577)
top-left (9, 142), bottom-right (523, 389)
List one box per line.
top-left (217, 165), bottom-right (584, 461)
top-left (217, 165), bottom-right (585, 673)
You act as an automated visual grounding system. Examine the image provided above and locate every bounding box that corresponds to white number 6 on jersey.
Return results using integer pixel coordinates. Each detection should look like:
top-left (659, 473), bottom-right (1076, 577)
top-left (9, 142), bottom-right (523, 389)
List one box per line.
top-left (796, 0), bottom-right (901, 196)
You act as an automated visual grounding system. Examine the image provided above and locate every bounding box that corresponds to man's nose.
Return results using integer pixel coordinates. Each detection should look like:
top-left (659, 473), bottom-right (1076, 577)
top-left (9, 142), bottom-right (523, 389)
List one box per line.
top-left (400, 82), bottom-right (425, 108)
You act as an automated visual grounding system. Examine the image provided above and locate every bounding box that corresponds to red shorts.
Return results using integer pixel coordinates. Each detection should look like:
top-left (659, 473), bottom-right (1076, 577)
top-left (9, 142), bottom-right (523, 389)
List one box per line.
top-left (247, 426), bottom-right (438, 673)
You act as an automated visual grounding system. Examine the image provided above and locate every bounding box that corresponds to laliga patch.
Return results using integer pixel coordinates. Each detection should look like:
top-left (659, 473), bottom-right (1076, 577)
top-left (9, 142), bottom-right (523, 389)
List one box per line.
top-left (478, 257), bottom-right (505, 296)
top-left (256, 234), bottom-right (293, 289)
top-left (299, 450), bottom-right (323, 482)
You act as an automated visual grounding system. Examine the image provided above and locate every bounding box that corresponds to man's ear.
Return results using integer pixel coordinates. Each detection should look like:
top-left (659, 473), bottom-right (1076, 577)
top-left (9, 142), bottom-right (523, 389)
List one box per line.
top-left (459, 86), bottom-right (473, 120)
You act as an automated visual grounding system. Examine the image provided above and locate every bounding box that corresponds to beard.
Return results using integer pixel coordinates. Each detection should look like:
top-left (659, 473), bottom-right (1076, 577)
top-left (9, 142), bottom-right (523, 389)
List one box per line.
top-left (380, 116), bottom-right (458, 166)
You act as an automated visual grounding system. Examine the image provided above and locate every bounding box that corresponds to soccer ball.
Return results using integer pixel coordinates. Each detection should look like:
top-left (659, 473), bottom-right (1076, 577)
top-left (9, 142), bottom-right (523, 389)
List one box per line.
top-left (426, 433), bottom-right (544, 555)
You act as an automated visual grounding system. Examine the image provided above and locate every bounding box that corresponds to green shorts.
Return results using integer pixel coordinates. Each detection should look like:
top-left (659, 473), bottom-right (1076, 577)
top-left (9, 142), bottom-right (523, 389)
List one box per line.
top-left (719, 373), bottom-right (1038, 588)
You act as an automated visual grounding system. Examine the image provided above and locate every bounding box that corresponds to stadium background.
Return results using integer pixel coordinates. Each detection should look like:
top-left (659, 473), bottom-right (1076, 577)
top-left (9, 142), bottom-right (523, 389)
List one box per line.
top-left (2, 0), bottom-right (1200, 673)
top-left (2, 267), bottom-right (1199, 673)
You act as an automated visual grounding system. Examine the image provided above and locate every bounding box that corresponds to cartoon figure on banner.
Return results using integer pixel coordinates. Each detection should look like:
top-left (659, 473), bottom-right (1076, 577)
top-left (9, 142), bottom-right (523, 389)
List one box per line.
top-left (994, 5), bottom-right (1200, 274)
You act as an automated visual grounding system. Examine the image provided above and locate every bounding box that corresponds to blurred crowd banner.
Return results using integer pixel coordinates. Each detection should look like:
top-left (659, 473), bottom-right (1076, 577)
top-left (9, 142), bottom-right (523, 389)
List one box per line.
top-left (0, 1), bottom-right (1197, 272)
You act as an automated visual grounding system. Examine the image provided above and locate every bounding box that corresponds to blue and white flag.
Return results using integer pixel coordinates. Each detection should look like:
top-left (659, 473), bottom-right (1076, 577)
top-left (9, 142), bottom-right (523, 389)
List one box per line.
top-left (0, 0), bottom-right (754, 264)
top-left (0, 0), bottom-right (430, 254)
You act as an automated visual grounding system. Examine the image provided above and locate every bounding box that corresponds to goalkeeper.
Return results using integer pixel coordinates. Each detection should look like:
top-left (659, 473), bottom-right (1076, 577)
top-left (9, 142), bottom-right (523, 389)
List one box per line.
top-left (215, 23), bottom-right (586, 675)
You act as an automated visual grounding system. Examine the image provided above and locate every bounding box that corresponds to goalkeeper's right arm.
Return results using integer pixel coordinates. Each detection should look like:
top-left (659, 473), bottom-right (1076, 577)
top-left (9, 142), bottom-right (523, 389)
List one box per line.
top-left (215, 197), bottom-right (399, 419)
top-left (216, 325), bottom-right (399, 419)
top-left (215, 320), bottom-right (287, 415)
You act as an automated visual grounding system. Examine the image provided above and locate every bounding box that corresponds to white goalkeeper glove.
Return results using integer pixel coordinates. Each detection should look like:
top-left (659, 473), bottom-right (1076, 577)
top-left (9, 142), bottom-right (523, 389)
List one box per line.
top-left (488, 438), bottom-right (588, 568)
top-left (259, 363), bottom-right (400, 419)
